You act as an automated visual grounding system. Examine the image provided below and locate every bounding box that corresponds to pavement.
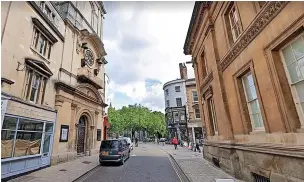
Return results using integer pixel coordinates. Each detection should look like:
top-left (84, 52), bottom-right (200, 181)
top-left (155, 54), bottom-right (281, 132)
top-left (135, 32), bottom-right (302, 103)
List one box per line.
top-left (157, 143), bottom-right (243, 182)
top-left (7, 154), bottom-right (99, 182)
top-left (6, 143), bottom-right (243, 182)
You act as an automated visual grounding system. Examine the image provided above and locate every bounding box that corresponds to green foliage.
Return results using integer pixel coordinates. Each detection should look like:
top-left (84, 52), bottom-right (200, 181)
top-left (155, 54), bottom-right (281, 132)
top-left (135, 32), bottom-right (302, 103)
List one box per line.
top-left (108, 104), bottom-right (167, 137)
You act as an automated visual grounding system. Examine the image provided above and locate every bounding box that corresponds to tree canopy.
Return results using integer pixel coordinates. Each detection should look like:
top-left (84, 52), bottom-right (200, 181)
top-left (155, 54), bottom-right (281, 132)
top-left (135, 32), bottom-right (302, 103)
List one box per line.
top-left (108, 104), bottom-right (167, 137)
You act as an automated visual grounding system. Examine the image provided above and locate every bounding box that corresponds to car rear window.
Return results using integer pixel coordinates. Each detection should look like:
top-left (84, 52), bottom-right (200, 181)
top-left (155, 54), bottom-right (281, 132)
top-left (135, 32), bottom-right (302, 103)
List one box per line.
top-left (100, 140), bottom-right (119, 149)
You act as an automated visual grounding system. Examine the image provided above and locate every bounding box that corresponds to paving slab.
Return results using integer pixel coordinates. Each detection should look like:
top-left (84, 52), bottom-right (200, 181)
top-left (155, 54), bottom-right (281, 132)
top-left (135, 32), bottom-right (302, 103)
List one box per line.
top-left (156, 144), bottom-right (243, 182)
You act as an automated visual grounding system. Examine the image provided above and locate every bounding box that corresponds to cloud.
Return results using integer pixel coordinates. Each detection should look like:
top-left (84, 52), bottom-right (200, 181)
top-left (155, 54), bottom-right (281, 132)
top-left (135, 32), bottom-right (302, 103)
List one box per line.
top-left (103, 2), bottom-right (195, 112)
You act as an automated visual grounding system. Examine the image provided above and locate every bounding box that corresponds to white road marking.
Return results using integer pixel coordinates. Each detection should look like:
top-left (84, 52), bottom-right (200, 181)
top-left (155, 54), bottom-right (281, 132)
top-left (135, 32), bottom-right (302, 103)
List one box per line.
top-left (131, 154), bottom-right (136, 156)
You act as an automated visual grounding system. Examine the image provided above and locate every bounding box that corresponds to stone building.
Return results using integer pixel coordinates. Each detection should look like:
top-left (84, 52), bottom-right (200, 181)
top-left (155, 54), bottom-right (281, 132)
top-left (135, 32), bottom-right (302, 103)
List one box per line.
top-left (1, 1), bottom-right (108, 179)
top-left (163, 63), bottom-right (204, 144)
top-left (50, 1), bottom-right (108, 164)
top-left (185, 78), bottom-right (204, 145)
top-left (184, 1), bottom-right (304, 181)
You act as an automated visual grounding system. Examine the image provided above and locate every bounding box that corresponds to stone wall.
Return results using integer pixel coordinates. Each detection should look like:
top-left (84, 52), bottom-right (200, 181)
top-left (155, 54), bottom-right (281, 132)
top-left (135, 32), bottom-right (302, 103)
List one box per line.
top-left (203, 145), bottom-right (304, 181)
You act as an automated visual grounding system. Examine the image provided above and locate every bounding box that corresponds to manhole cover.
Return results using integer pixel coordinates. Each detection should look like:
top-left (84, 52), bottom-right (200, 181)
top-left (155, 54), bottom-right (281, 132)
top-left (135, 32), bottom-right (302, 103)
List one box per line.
top-left (82, 161), bottom-right (91, 164)
top-left (59, 169), bottom-right (67, 171)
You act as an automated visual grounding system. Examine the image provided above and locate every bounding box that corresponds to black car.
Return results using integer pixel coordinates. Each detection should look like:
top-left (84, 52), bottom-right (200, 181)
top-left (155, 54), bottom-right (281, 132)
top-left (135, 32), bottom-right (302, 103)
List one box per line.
top-left (99, 139), bottom-right (130, 165)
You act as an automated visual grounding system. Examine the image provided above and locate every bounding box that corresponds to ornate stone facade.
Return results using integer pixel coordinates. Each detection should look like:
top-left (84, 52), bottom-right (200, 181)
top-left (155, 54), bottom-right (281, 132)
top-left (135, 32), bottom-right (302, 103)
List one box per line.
top-left (184, 1), bottom-right (304, 181)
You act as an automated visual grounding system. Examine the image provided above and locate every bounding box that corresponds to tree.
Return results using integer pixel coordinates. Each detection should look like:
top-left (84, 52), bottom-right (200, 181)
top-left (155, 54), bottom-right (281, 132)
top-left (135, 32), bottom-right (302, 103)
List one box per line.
top-left (107, 104), bottom-right (167, 138)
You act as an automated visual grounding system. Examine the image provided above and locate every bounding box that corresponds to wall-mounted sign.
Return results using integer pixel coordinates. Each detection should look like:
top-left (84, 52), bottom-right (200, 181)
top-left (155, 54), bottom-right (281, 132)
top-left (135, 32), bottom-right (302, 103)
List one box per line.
top-left (59, 125), bottom-right (69, 142)
top-left (97, 129), bottom-right (101, 141)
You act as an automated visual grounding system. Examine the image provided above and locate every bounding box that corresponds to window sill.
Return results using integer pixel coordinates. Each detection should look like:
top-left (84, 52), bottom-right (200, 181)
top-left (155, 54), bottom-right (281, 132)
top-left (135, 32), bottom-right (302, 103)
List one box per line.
top-left (30, 47), bottom-right (50, 64)
top-left (1, 154), bottom-right (42, 163)
top-left (250, 130), bottom-right (266, 135)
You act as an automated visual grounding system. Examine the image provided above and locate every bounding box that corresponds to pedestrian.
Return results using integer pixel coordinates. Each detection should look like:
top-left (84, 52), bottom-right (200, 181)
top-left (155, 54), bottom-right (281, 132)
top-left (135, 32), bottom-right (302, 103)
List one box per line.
top-left (172, 137), bottom-right (178, 150)
top-left (194, 139), bottom-right (201, 153)
top-left (135, 137), bottom-right (138, 147)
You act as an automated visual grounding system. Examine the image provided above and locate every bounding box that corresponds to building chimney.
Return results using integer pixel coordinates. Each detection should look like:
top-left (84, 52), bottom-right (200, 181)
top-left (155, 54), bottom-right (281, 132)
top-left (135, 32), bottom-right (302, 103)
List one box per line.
top-left (179, 63), bottom-right (188, 80)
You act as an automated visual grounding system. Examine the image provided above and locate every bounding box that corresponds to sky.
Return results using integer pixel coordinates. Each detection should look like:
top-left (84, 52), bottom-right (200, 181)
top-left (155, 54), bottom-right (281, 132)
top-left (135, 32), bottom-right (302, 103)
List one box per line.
top-left (103, 1), bottom-right (195, 112)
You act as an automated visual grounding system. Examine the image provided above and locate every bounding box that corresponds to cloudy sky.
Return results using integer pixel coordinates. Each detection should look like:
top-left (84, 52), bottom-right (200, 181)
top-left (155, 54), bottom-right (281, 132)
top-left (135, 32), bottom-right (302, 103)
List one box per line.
top-left (103, 1), bottom-right (195, 112)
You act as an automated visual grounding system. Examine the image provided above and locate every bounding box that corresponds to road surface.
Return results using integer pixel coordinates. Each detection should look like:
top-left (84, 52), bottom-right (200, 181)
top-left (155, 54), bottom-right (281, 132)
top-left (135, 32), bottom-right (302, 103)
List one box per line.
top-left (74, 143), bottom-right (182, 182)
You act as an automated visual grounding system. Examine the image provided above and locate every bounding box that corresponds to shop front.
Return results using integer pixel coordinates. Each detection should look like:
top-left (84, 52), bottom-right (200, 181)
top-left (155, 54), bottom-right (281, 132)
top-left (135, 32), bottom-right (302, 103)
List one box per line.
top-left (1, 95), bottom-right (56, 179)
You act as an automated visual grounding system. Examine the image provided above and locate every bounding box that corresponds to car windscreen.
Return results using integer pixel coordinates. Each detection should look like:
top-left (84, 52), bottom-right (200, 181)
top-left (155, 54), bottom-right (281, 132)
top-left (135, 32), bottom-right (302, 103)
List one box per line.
top-left (100, 140), bottom-right (119, 149)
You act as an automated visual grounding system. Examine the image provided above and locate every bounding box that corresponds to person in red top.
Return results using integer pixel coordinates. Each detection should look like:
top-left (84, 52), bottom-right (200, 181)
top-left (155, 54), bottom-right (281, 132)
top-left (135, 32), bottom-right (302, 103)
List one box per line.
top-left (172, 137), bottom-right (178, 150)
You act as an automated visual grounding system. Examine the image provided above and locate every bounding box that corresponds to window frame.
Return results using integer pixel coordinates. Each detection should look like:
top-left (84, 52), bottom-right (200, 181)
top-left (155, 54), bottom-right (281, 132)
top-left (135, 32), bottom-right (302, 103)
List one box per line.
top-left (165, 89), bottom-right (169, 96)
top-left (241, 72), bottom-right (265, 131)
top-left (1, 115), bottom-right (54, 160)
top-left (222, 2), bottom-right (243, 47)
top-left (175, 86), bottom-right (181, 92)
top-left (194, 108), bottom-right (201, 119)
top-left (176, 98), bottom-right (182, 107)
top-left (279, 33), bottom-right (304, 127)
top-left (192, 91), bottom-right (198, 102)
top-left (233, 60), bottom-right (268, 134)
top-left (166, 100), bottom-right (170, 108)
top-left (207, 97), bottom-right (218, 135)
top-left (23, 67), bottom-right (48, 105)
top-left (31, 26), bottom-right (53, 61)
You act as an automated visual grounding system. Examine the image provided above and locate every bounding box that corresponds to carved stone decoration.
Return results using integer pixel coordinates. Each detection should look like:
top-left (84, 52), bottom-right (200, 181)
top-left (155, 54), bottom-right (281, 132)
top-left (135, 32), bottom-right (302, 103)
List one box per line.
top-left (76, 38), bottom-right (82, 54)
top-left (84, 49), bottom-right (94, 67)
top-left (220, 1), bottom-right (288, 71)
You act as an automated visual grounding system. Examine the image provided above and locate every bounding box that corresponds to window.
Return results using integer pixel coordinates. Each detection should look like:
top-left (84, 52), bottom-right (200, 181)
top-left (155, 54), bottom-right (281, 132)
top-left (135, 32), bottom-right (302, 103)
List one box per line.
top-left (280, 34), bottom-right (304, 125)
top-left (225, 3), bottom-right (242, 44)
top-left (200, 52), bottom-right (208, 78)
top-left (24, 69), bottom-right (47, 105)
top-left (176, 98), bottom-right (182, 107)
top-left (242, 73), bottom-right (264, 130)
top-left (207, 97), bottom-right (218, 135)
top-left (166, 100), bottom-right (170, 108)
top-left (1, 116), bottom-right (54, 159)
top-left (31, 27), bottom-right (52, 59)
top-left (175, 86), bottom-right (181, 92)
top-left (195, 108), bottom-right (201, 119)
top-left (192, 91), bottom-right (198, 102)
top-left (165, 89), bottom-right (169, 96)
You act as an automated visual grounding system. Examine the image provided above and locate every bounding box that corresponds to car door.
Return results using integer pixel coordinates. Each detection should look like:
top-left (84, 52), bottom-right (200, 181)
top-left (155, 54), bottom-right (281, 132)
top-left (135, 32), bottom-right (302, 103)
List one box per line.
top-left (123, 140), bottom-right (128, 156)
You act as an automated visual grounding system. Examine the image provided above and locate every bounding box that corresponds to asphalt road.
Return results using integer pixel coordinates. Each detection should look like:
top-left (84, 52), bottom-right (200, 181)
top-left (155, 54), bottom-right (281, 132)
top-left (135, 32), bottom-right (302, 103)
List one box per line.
top-left (74, 143), bottom-right (181, 182)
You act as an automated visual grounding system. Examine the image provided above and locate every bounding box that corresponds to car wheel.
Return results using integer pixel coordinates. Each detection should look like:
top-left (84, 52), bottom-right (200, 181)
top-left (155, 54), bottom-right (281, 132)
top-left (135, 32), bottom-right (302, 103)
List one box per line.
top-left (100, 161), bottom-right (104, 166)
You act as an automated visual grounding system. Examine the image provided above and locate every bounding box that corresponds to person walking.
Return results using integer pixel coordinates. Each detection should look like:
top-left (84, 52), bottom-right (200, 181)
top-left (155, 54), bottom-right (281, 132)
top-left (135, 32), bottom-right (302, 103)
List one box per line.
top-left (172, 137), bottom-right (178, 150)
top-left (194, 139), bottom-right (201, 153)
top-left (135, 137), bottom-right (138, 147)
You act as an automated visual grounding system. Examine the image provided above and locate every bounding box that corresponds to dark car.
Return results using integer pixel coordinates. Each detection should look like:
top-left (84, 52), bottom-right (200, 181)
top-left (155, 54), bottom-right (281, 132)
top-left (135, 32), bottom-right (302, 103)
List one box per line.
top-left (99, 139), bottom-right (130, 165)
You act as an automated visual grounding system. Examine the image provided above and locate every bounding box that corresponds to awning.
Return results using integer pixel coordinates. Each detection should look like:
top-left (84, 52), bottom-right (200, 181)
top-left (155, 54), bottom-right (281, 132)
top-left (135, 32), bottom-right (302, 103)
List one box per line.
top-left (104, 116), bottom-right (110, 128)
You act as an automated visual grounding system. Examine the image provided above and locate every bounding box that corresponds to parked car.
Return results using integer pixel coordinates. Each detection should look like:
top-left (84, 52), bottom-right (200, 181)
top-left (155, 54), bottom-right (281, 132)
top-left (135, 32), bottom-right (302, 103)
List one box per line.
top-left (99, 139), bottom-right (130, 165)
top-left (122, 137), bottom-right (133, 150)
top-left (159, 138), bottom-right (166, 142)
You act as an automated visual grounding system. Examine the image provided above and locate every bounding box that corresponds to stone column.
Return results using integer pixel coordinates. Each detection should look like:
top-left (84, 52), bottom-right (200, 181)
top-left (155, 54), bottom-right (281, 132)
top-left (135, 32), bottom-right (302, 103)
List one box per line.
top-left (69, 103), bottom-right (77, 151)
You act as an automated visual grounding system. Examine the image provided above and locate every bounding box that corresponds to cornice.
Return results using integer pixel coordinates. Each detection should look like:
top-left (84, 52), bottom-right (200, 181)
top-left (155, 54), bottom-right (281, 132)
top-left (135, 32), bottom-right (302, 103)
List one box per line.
top-left (220, 1), bottom-right (288, 71)
top-left (184, 2), bottom-right (212, 55)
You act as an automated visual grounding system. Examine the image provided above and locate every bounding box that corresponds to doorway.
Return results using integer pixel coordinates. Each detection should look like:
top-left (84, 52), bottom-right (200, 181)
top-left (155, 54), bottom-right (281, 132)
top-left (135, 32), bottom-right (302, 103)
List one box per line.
top-left (77, 115), bottom-right (87, 154)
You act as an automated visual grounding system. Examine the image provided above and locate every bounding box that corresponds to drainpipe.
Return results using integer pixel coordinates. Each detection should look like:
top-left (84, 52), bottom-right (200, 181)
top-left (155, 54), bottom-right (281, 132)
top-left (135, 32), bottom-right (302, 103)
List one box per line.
top-left (1, 1), bottom-right (12, 43)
